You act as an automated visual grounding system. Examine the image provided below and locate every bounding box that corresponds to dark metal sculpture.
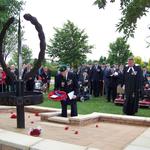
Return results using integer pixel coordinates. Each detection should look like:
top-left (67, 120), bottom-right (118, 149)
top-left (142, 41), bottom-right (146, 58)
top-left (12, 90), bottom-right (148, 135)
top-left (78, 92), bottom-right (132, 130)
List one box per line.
top-left (0, 14), bottom-right (46, 128)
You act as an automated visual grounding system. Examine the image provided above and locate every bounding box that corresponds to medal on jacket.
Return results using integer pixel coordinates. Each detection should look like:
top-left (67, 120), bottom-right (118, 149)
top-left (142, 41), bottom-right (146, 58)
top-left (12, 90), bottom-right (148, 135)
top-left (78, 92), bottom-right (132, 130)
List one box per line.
top-left (67, 79), bottom-right (72, 86)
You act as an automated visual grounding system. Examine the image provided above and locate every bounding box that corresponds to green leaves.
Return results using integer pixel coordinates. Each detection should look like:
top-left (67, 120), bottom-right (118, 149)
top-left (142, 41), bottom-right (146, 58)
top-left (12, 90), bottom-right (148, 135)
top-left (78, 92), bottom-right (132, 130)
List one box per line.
top-left (46, 20), bottom-right (93, 68)
top-left (107, 37), bottom-right (132, 65)
top-left (11, 44), bottom-right (33, 65)
top-left (117, 0), bottom-right (150, 38)
top-left (94, 0), bottom-right (150, 38)
top-left (0, 0), bottom-right (24, 62)
top-left (93, 0), bottom-right (107, 9)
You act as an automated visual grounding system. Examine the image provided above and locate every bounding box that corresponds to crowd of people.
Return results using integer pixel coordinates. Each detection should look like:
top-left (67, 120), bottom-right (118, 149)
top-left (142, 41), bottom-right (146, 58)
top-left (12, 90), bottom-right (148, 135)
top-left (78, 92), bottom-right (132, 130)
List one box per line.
top-left (0, 57), bottom-right (150, 116)
top-left (75, 60), bottom-right (150, 103)
top-left (0, 64), bottom-right (51, 93)
top-left (53, 57), bottom-right (150, 116)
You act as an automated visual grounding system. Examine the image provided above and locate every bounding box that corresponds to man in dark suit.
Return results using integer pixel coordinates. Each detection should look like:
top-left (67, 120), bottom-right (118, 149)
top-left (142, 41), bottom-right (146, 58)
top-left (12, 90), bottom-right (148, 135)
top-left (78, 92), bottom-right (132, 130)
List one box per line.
top-left (90, 62), bottom-right (103, 97)
top-left (122, 57), bottom-right (142, 115)
top-left (54, 65), bottom-right (79, 117)
top-left (106, 66), bottom-right (118, 102)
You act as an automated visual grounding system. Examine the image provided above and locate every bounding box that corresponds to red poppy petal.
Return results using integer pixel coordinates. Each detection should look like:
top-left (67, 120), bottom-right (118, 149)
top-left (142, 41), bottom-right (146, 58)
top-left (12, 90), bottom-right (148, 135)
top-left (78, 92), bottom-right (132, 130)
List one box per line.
top-left (64, 127), bottom-right (69, 130)
top-left (35, 112), bottom-right (39, 116)
top-left (74, 131), bottom-right (78, 134)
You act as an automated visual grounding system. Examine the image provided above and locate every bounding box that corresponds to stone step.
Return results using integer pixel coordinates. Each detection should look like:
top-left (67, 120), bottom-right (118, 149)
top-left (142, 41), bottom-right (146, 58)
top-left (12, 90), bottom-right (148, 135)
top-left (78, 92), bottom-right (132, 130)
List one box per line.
top-left (70, 113), bottom-right (101, 126)
top-left (0, 129), bottom-right (42, 150)
top-left (0, 129), bottom-right (100, 150)
top-left (47, 116), bottom-right (70, 124)
top-left (25, 106), bottom-right (61, 113)
top-left (31, 139), bottom-right (93, 150)
top-left (95, 112), bottom-right (150, 126)
top-left (40, 112), bottom-right (61, 121)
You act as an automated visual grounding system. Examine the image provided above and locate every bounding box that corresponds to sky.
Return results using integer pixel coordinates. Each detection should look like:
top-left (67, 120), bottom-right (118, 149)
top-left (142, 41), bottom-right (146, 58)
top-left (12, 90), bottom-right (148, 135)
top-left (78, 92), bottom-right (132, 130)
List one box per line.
top-left (21, 0), bottom-right (150, 62)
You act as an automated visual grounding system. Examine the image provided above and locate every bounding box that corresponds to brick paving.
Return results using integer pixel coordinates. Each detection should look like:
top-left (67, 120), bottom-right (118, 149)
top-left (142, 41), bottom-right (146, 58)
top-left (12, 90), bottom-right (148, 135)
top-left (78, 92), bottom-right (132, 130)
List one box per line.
top-left (0, 110), bottom-right (148, 150)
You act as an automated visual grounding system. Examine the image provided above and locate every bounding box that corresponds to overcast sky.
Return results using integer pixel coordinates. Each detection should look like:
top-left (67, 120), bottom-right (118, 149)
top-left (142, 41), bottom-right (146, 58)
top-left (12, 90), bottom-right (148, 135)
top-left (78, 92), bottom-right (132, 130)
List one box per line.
top-left (22, 0), bottom-right (150, 62)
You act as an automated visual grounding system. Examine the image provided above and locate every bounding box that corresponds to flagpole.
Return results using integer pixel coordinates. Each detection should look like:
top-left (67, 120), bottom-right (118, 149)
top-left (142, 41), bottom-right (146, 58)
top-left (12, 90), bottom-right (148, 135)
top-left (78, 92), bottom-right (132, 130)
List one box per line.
top-left (18, 15), bottom-right (22, 80)
top-left (16, 15), bottom-right (25, 128)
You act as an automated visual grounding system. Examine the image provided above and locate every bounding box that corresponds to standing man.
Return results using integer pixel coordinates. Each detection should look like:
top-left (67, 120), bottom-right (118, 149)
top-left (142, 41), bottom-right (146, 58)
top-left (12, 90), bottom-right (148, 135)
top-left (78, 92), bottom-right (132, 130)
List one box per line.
top-left (54, 65), bottom-right (79, 117)
top-left (122, 57), bottom-right (142, 115)
top-left (90, 62), bottom-right (103, 97)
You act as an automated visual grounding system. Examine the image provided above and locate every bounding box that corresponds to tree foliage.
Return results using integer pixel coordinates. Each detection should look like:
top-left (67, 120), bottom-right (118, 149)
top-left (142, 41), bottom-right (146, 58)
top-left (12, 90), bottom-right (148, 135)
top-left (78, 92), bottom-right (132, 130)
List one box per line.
top-left (11, 44), bottom-right (32, 65)
top-left (0, 0), bottom-right (24, 61)
top-left (107, 37), bottom-right (132, 65)
top-left (99, 56), bottom-right (107, 64)
top-left (0, 0), bottom-right (24, 29)
top-left (47, 20), bottom-right (93, 68)
top-left (134, 56), bottom-right (144, 67)
top-left (94, 0), bottom-right (150, 38)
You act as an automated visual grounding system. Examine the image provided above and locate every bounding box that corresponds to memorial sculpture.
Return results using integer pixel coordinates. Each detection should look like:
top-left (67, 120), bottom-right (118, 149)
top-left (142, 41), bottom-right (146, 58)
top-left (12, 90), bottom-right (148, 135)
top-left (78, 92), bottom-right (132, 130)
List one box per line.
top-left (0, 14), bottom-right (46, 128)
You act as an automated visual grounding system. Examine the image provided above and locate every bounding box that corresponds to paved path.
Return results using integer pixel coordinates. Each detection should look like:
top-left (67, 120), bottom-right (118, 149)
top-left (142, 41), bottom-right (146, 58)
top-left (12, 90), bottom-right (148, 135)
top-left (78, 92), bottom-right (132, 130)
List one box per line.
top-left (0, 110), bottom-right (148, 150)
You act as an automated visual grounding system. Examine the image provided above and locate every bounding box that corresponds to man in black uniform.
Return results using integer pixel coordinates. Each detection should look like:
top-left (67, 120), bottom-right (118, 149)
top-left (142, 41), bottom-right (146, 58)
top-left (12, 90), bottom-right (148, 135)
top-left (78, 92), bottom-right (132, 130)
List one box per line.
top-left (122, 57), bottom-right (142, 115)
top-left (54, 65), bottom-right (79, 117)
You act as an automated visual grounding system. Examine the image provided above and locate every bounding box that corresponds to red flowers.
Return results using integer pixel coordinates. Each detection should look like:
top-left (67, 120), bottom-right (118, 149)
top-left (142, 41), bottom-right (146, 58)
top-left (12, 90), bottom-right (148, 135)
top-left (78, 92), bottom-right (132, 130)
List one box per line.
top-left (96, 124), bottom-right (99, 128)
top-left (28, 126), bottom-right (42, 137)
top-left (74, 131), bottom-right (79, 134)
top-left (64, 126), bottom-right (69, 130)
top-left (10, 113), bottom-right (17, 119)
top-left (30, 129), bottom-right (41, 136)
top-left (35, 112), bottom-right (40, 116)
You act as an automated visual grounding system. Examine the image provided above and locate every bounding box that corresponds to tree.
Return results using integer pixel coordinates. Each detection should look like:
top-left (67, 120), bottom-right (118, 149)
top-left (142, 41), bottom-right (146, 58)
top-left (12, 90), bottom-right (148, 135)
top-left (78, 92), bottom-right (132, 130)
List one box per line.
top-left (94, 0), bottom-right (150, 38)
top-left (107, 37), bottom-right (132, 65)
top-left (11, 44), bottom-right (32, 65)
top-left (147, 58), bottom-right (150, 71)
top-left (99, 56), bottom-right (107, 64)
top-left (0, 0), bottom-right (24, 61)
top-left (134, 56), bottom-right (144, 67)
top-left (47, 20), bottom-right (93, 68)
top-left (0, 0), bottom-right (24, 29)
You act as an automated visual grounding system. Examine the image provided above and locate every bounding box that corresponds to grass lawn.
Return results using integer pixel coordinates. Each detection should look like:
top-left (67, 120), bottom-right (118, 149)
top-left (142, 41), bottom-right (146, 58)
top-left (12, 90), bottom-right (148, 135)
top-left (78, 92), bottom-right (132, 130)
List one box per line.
top-left (39, 94), bottom-right (150, 117)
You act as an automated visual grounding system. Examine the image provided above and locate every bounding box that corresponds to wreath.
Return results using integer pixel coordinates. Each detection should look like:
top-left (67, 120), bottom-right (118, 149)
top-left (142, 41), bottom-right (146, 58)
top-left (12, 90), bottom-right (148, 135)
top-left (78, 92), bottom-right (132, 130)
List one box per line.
top-left (48, 90), bottom-right (68, 101)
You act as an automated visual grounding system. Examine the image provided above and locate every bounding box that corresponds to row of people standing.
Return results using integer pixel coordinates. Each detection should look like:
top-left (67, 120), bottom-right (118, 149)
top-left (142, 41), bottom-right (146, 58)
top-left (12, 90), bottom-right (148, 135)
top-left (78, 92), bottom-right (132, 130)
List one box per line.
top-left (77, 62), bottom-right (123, 102)
top-left (0, 64), bottom-right (51, 93)
top-left (77, 61), bottom-right (149, 104)
top-left (22, 64), bottom-right (51, 92)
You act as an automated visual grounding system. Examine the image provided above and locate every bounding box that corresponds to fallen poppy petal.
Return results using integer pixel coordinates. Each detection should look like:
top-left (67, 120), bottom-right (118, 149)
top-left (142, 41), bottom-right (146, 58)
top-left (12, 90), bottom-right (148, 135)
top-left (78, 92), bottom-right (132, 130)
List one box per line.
top-left (35, 112), bottom-right (39, 116)
top-left (10, 114), bottom-right (17, 119)
top-left (74, 131), bottom-right (79, 134)
top-left (64, 126), bottom-right (69, 130)
top-left (96, 125), bottom-right (99, 128)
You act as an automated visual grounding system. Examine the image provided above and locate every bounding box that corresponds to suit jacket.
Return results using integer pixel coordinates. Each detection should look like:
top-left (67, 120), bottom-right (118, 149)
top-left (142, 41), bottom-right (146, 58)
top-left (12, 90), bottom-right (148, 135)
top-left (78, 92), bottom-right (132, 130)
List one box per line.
top-left (90, 65), bottom-right (103, 81)
top-left (54, 72), bottom-right (79, 96)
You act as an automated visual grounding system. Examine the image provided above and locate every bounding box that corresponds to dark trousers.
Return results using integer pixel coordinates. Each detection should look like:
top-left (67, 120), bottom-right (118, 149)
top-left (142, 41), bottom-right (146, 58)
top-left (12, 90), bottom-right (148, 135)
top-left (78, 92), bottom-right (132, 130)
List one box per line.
top-left (61, 99), bottom-right (78, 117)
top-left (0, 84), bottom-right (6, 92)
top-left (92, 80), bottom-right (100, 97)
top-left (107, 86), bottom-right (117, 102)
top-left (26, 80), bottom-right (35, 91)
top-left (89, 81), bottom-right (93, 95)
top-left (123, 92), bottom-right (139, 115)
top-left (99, 80), bottom-right (103, 96)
